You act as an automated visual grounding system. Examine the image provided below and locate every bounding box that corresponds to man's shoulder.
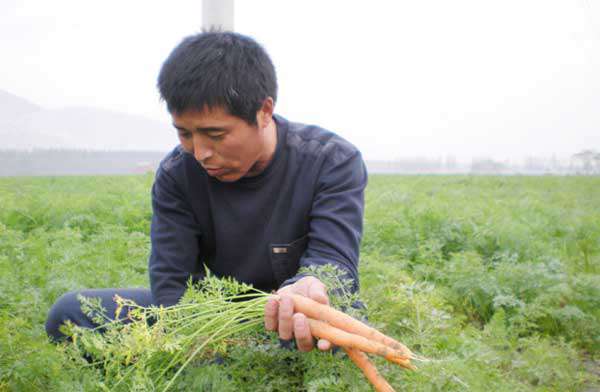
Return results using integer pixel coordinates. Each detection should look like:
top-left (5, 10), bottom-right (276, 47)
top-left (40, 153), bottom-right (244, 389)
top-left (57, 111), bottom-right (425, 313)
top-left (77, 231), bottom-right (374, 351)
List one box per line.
top-left (157, 145), bottom-right (189, 176)
top-left (281, 116), bottom-right (361, 166)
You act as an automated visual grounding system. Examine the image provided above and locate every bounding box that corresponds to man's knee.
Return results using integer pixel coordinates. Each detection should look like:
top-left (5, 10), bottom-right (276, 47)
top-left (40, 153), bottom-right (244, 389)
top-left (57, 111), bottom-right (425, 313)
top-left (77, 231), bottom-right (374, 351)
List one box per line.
top-left (45, 291), bottom-right (82, 342)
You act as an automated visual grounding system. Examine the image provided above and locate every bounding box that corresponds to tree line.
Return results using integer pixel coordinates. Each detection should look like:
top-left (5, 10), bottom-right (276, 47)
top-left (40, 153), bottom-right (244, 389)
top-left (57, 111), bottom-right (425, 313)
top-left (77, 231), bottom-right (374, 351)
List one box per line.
top-left (0, 149), bottom-right (598, 176)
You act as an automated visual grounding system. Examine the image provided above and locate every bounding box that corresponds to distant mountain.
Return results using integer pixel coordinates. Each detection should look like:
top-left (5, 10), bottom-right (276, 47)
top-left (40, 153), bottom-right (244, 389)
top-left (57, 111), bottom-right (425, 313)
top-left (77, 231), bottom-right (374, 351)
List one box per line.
top-left (0, 89), bottom-right (41, 119)
top-left (0, 90), bottom-right (177, 151)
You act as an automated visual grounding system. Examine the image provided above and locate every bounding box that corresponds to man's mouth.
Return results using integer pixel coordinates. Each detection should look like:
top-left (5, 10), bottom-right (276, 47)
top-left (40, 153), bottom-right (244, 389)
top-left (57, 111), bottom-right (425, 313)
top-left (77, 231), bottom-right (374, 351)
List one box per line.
top-left (204, 167), bottom-right (226, 177)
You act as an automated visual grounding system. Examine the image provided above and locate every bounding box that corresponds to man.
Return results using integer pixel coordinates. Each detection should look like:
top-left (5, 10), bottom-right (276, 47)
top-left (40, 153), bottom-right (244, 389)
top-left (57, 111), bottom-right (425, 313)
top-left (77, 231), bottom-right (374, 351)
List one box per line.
top-left (46, 31), bottom-right (367, 353)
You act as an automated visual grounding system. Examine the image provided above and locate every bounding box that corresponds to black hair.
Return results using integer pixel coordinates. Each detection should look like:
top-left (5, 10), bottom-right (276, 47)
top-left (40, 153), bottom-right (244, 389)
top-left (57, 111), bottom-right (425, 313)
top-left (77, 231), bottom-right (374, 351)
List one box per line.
top-left (157, 31), bottom-right (277, 125)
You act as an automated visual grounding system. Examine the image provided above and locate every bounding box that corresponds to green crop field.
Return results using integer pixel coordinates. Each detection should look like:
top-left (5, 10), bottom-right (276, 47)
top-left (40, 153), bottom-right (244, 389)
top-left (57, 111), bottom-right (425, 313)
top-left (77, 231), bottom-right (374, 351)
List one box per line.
top-left (1, 174), bottom-right (599, 391)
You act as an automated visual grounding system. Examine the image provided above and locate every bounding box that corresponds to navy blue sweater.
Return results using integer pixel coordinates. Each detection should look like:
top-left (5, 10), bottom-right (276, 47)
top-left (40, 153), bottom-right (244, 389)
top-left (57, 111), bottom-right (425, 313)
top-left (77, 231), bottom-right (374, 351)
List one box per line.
top-left (149, 114), bottom-right (367, 307)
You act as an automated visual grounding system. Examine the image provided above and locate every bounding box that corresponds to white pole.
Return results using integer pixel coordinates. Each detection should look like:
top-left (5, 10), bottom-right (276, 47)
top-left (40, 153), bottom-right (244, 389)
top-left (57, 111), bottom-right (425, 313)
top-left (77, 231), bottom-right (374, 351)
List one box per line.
top-left (202, 0), bottom-right (234, 31)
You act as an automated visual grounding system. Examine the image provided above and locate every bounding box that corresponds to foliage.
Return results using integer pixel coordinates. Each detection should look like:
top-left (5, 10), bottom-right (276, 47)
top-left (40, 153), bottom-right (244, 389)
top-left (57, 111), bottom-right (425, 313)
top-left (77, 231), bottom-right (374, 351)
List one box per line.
top-left (60, 273), bottom-right (269, 391)
top-left (0, 174), bottom-right (599, 391)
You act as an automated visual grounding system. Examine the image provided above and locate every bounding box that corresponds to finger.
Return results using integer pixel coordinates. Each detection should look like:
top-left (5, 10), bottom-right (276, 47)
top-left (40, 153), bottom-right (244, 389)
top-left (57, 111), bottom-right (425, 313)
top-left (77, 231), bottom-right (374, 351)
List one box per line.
top-left (317, 339), bottom-right (332, 351)
top-left (264, 297), bottom-right (279, 331)
top-left (278, 295), bottom-right (294, 340)
top-left (293, 313), bottom-right (314, 352)
top-left (277, 284), bottom-right (293, 296)
top-left (308, 279), bottom-right (329, 306)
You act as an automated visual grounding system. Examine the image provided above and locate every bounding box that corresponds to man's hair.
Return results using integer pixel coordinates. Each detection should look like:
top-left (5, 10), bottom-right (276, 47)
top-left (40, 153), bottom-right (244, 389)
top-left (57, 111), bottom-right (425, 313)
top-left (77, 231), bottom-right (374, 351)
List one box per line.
top-left (157, 31), bottom-right (277, 125)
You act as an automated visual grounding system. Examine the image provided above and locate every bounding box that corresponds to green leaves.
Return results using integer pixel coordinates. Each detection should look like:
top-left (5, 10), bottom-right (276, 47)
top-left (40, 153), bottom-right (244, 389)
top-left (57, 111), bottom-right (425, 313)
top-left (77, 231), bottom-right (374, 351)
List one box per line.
top-left (1, 174), bottom-right (599, 390)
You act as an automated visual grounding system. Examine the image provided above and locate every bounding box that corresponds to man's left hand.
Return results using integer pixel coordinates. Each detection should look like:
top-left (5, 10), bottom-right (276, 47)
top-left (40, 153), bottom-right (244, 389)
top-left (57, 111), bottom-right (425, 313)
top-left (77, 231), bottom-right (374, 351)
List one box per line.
top-left (264, 276), bottom-right (332, 352)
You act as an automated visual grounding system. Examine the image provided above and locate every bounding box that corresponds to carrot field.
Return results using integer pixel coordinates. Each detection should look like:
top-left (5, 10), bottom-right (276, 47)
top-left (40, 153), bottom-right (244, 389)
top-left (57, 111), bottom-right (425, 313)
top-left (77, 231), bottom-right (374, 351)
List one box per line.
top-left (1, 174), bottom-right (599, 391)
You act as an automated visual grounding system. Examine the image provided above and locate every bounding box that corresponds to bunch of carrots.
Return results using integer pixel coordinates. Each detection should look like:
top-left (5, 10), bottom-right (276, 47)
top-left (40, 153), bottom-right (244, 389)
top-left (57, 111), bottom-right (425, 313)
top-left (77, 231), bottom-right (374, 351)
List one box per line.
top-left (67, 273), bottom-right (418, 391)
top-left (277, 293), bottom-right (416, 392)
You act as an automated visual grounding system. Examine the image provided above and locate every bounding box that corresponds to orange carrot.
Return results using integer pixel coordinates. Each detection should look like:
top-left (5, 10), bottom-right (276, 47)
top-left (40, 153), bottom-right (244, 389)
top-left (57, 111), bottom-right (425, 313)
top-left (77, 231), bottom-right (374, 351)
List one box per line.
top-left (344, 348), bottom-right (396, 392)
top-left (306, 318), bottom-right (413, 369)
top-left (282, 293), bottom-right (414, 358)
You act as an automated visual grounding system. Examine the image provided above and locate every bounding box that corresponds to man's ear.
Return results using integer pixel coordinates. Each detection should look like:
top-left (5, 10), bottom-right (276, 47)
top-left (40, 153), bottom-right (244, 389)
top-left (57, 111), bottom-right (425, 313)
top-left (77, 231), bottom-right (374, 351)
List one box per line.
top-left (256, 97), bottom-right (275, 130)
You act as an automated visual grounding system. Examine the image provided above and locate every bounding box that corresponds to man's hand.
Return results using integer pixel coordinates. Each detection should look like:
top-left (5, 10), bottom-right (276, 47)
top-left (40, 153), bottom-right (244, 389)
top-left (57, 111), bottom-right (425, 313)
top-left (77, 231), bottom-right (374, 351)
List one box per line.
top-left (264, 276), bottom-right (332, 352)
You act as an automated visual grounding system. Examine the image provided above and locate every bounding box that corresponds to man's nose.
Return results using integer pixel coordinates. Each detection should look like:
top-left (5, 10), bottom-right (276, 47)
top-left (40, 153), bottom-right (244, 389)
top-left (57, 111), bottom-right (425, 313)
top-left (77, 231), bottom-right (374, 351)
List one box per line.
top-left (193, 134), bottom-right (213, 162)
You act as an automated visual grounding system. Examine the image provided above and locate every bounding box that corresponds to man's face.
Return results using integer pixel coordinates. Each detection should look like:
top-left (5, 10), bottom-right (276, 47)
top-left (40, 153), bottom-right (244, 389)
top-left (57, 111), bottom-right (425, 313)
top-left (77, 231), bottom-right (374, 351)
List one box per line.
top-left (171, 105), bottom-right (269, 182)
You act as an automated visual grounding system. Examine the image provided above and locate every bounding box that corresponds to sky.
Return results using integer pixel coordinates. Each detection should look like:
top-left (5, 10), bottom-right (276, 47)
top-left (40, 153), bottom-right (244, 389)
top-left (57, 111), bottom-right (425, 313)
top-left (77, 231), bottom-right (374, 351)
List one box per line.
top-left (1, 0), bottom-right (598, 162)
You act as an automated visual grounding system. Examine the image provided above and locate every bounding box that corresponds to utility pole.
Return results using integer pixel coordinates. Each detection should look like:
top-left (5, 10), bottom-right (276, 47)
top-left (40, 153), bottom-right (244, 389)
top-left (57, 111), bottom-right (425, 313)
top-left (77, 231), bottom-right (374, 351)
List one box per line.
top-left (202, 0), bottom-right (234, 31)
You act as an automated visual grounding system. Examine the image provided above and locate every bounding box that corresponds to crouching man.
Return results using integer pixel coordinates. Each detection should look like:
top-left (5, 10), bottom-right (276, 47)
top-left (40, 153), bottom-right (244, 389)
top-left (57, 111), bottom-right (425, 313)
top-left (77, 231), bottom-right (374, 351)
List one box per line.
top-left (46, 30), bottom-right (367, 352)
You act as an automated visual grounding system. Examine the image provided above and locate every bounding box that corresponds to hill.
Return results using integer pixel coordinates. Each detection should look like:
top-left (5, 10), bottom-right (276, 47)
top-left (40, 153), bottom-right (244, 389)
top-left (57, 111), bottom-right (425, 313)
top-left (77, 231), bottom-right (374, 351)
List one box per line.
top-left (0, 90), bottom-right (176, 151)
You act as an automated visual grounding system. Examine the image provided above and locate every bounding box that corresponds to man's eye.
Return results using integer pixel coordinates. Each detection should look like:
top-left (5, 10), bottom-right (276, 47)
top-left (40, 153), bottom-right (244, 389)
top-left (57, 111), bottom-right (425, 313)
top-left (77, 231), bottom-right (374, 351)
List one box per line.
top-left (208, 134), bottom-right (224, 141)
top-left (179, 133), bottom-right (192, 139)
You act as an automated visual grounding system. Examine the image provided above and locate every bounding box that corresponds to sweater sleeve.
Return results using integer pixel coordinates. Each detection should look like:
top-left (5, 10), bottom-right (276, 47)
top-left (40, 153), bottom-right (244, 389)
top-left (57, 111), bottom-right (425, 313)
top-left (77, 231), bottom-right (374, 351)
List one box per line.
top-left (148, 166), bottom-right (204, 307)
top-left (282, 149), bottom-right (368, 292)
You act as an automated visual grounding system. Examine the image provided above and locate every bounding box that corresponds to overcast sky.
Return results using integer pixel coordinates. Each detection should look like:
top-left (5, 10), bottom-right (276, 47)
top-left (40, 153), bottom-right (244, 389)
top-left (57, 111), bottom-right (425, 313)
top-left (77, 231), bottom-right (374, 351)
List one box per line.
top-left (1, 0), bottom-right (598, 161)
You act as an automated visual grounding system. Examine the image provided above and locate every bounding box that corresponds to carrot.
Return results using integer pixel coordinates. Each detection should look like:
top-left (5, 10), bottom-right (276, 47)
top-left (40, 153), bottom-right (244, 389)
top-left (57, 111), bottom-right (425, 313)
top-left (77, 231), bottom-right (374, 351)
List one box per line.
top-left (306, 318), bottom-right (413, 369)
top-left (282, 293), bottom-right (414, 358)
top-left (344, 348), bottom-right (396, 392)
